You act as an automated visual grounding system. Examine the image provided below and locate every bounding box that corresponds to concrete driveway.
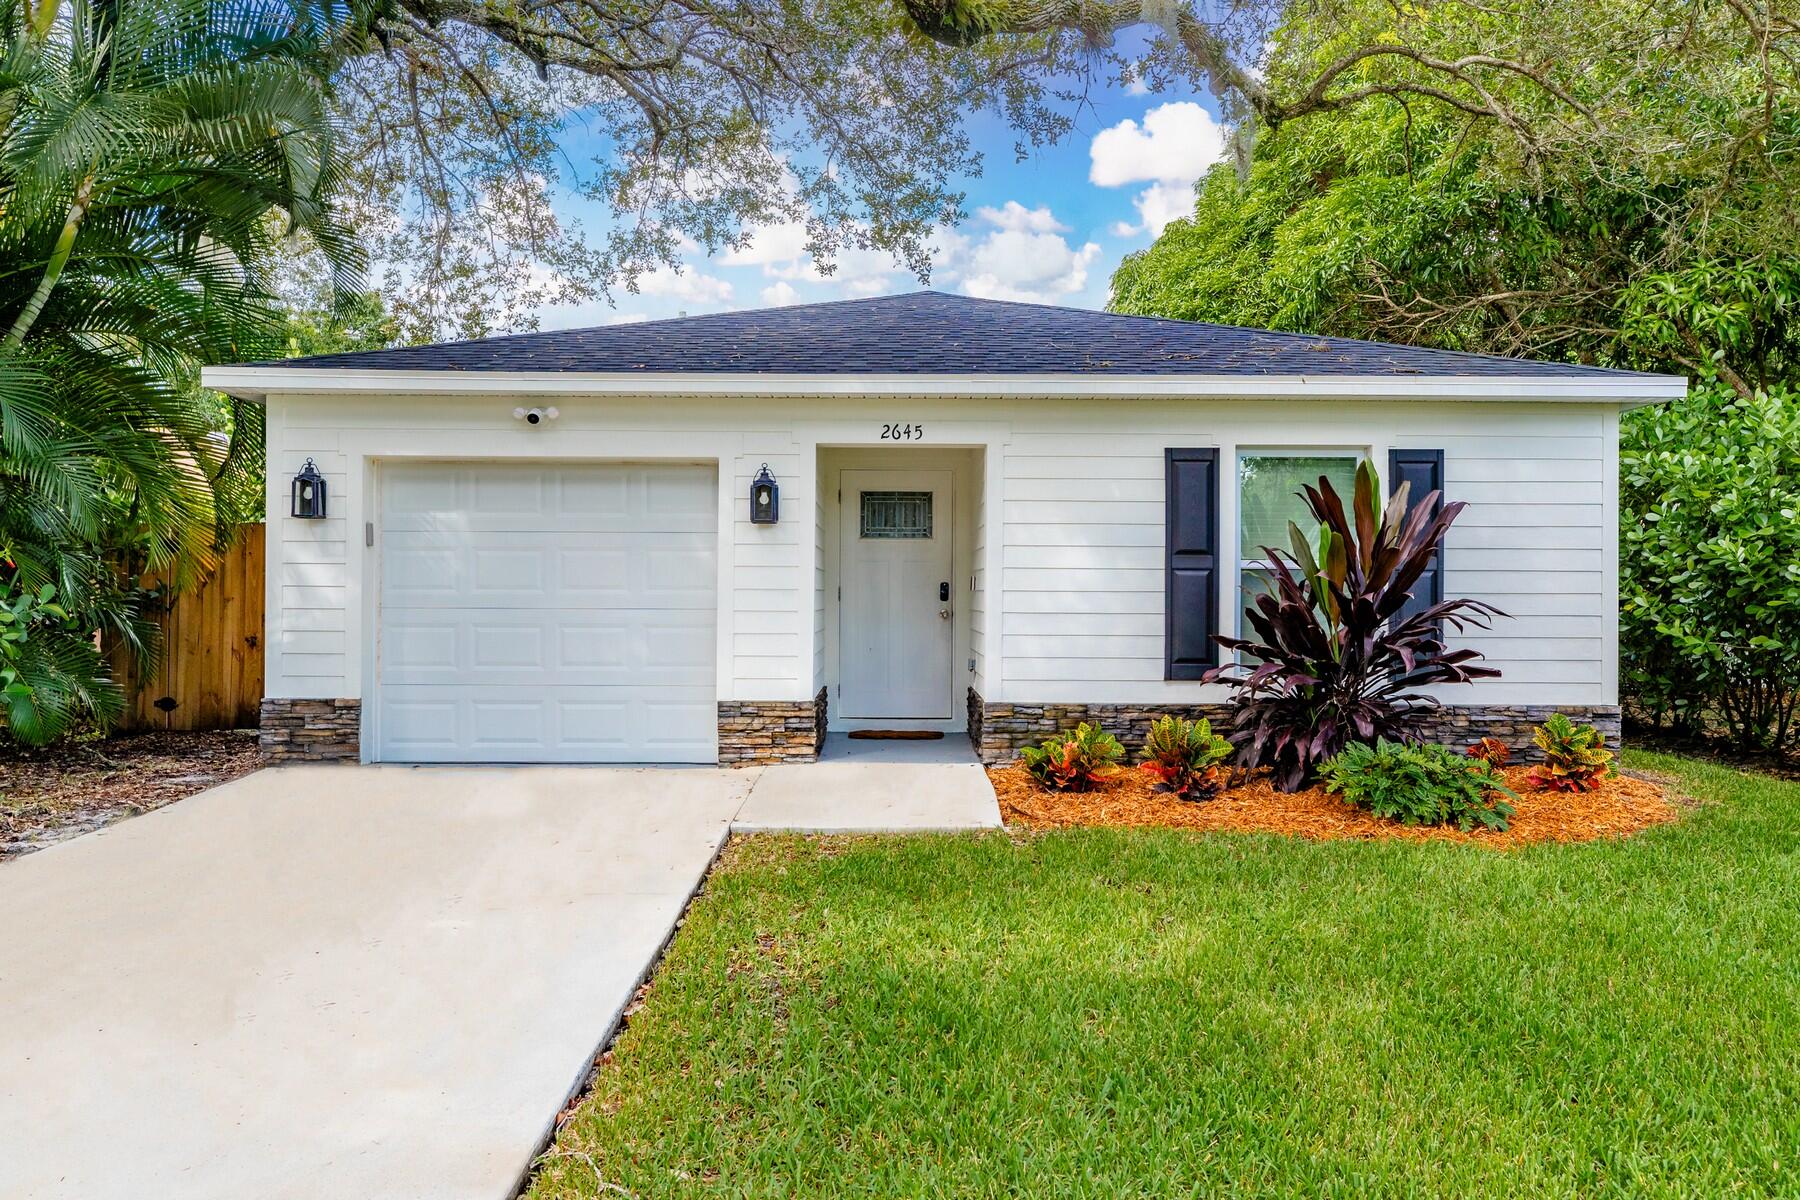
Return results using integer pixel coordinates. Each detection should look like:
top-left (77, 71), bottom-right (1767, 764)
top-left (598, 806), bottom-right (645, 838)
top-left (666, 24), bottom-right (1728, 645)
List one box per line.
top-left (0, 766), bottom-right (752, 1200)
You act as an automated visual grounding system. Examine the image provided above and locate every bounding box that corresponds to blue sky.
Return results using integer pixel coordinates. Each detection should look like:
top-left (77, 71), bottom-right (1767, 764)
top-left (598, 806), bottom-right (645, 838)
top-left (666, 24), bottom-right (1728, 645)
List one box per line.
top-left (535, 67), bottom-right (1227, 330)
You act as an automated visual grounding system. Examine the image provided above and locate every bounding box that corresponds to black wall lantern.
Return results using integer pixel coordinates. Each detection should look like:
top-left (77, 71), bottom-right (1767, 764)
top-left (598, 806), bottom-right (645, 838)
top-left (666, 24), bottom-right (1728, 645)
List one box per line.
top-left (291, 458), bottom-right (328, 519)
top-left (749, 463), bottom-right (779, 525)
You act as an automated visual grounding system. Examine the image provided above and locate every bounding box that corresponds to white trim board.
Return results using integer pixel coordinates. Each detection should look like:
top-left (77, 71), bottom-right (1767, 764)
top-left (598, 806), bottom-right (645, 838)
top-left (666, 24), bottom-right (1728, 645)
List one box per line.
top-left (205, 367), bottom-right (1687, 406)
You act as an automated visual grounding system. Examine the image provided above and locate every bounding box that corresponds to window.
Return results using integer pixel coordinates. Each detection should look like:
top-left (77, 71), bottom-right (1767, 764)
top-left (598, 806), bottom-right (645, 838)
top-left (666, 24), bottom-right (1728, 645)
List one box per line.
top-left (860, 490), bottom-right (933, 539)
top-left (1237, 452), bottom-right (1361, 620)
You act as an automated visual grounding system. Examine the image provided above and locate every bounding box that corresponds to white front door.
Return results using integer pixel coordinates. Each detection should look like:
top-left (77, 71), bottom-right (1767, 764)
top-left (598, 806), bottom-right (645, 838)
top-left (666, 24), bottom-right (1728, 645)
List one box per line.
top-left (838, 469), bottom-right (954, 721)
top-left (375, 461), bottom-right (718, 763)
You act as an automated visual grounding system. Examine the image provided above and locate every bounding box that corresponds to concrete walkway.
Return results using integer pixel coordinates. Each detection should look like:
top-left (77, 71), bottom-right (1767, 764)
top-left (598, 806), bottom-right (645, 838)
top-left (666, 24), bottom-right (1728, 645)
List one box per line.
top-left (734, 734), bottom-right (1002, 833)
top-left (0, 753), bottom-right (998, 1200)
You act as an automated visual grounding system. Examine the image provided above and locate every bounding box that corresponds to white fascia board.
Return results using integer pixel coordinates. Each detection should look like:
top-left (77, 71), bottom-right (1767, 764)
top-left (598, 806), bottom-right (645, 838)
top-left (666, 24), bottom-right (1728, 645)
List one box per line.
top-left (202, 366), bottom-right (1689, 406)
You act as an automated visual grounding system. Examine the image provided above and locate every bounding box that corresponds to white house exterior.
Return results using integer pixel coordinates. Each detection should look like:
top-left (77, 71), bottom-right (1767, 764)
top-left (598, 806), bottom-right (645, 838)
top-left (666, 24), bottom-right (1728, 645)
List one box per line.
top-left (203, 292), bottom-right (1686, 766)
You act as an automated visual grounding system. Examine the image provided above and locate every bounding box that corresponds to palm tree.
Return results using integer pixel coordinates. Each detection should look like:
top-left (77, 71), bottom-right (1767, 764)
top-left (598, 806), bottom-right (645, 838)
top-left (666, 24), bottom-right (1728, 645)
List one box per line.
top-left (0, 0), bottom-right (361, 741)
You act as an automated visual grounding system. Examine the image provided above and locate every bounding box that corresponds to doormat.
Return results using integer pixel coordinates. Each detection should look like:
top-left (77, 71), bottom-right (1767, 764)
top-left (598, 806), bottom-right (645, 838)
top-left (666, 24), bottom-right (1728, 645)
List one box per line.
top-left (847, 730), bottom-right (945, 741)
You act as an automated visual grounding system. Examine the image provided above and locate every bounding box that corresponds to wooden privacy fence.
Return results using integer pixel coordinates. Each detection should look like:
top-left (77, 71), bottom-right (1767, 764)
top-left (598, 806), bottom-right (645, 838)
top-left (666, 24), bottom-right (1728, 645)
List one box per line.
top-left (115, 524), bottom-right (265, 732)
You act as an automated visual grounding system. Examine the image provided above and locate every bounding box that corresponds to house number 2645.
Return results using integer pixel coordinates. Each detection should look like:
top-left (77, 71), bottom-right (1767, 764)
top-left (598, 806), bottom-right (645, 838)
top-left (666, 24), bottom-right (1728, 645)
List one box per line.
top-left (880, 422), bottom-right (923, 441)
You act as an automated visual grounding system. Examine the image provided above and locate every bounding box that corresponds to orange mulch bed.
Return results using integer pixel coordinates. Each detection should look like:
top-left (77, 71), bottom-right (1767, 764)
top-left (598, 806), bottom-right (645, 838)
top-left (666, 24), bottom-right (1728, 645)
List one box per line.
top-left (990, 763), bottom-right (1680, 849)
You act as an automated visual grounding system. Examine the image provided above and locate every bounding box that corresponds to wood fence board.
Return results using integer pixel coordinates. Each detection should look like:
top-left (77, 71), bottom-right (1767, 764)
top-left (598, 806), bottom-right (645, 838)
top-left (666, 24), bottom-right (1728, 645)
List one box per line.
top-left (116, 525), bottom-right (264, 731)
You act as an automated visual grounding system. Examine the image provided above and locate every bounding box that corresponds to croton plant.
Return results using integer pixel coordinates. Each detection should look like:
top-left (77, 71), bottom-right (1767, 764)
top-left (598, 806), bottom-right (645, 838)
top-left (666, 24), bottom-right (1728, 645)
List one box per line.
top-left (1206, 462), bottom-right (1505, 792)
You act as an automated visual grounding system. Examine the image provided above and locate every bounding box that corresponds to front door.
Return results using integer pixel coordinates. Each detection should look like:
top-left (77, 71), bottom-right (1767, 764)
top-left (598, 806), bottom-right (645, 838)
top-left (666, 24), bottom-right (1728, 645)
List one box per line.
top-left (838, 469), bottom-right (954, 721)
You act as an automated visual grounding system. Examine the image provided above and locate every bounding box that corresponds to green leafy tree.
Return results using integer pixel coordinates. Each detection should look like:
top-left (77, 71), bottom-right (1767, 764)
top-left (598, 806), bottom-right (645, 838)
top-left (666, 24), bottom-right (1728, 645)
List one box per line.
top-left (283, 290), bottom-right (403, 358)
top-left (1620, 385), bottom-right (1800, 752)
top-left (0, 0), bottom-right (360, 741)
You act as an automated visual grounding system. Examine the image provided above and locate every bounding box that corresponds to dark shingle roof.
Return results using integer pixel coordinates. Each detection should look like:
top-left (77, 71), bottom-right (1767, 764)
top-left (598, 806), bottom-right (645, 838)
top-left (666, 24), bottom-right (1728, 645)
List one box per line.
top-left (262, 291), bottom-right (1651, 378)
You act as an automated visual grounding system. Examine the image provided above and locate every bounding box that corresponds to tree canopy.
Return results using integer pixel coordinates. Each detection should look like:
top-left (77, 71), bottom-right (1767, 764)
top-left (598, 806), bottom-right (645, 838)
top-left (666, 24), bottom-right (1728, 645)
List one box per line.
top-left (0, 0), bottom-right (358, 739)
top-left (1106, 1), bottom-right (1800, 392)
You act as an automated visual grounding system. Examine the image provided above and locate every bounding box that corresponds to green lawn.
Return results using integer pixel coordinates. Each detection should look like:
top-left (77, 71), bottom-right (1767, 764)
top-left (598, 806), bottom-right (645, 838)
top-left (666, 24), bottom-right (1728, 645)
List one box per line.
top-left (529, 752), bottom-right (1800, 1198)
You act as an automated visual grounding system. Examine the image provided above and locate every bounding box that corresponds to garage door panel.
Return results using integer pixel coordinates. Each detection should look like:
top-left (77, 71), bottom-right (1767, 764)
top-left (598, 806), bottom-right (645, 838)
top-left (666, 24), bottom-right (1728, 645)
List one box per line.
top-left (470, 623), bottom-right (545, 670)
top-left (386, 622), bottom-right (459, 671)
top-left (384, 511), bottom-right (717, 536)
top-left (379, 687), bottom-right (715, 763)
top-left (382, 608), bottom-right (712, 685)
top-left (645, 467), bottom-right (717, 515)
top-left (474, 548), bottom-right (546, 594)
top-left (558, 472), bottom-right (630, 515)
top-left (384, 548), bottom-right (460, 598)
top-left (381, 464), bottom-right (716, 534)
top-left (381, 532), bottom-right (715, 611)
top-left (471, 473), bottom-right (547, 515)
top-left (377, 462), bottom-right (717, 763)
top-left (383, 471), bottom-right (459, 517)
top-left (380, 698), bottom-right (461, 752)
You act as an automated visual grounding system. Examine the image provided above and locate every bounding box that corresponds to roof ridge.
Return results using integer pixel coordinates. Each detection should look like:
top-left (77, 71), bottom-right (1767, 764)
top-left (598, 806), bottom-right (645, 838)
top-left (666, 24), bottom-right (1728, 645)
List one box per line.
top-left (241, 289), bottom-right (1668, 380)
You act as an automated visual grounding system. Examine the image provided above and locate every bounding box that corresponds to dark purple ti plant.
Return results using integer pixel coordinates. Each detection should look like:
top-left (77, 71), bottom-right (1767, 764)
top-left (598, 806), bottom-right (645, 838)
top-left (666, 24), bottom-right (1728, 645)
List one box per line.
top-left (1204, 461), bottom-right (1506, 792)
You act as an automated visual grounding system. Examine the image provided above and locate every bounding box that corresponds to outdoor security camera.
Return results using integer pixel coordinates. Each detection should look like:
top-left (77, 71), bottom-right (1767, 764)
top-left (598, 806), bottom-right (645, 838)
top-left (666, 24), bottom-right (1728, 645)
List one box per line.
top-left (512, 406), bottom-right (559, 425)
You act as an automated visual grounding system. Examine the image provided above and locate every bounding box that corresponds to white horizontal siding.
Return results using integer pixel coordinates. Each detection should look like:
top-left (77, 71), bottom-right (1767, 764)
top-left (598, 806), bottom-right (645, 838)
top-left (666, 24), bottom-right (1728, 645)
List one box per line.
top-left (263, 390), bottom-right (1623, 721)
top-left (993, 399), bottom-right (1617, 707)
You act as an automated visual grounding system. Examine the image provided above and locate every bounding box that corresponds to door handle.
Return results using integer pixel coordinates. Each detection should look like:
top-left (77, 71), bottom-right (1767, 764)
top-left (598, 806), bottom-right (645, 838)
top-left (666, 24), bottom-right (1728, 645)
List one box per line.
top-left (939, 606), bottom-right (953, 620)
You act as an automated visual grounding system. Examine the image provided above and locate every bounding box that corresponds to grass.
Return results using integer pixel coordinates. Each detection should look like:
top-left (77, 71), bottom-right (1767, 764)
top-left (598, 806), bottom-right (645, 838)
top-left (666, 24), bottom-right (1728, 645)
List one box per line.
top-left (528, 752), bottom-right (1800, 1199)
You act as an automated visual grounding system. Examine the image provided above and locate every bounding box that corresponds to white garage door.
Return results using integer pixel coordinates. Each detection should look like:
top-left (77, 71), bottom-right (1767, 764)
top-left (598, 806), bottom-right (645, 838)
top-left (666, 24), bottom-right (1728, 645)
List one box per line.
top-left (375, 462), bottom-right (717, 763)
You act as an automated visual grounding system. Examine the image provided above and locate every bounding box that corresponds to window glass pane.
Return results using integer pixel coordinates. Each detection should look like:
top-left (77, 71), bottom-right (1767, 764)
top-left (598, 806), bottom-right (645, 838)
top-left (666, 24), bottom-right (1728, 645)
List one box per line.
top-left (1238, 454), bottom-right (1359, 563)
top-left (860, 490), bottom-right (933, 539)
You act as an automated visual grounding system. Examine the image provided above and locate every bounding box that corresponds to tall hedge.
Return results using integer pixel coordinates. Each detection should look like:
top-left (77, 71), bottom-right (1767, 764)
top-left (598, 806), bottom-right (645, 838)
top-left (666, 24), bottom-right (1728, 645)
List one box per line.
top-left (1620, 385), bottom-right (1800, 750)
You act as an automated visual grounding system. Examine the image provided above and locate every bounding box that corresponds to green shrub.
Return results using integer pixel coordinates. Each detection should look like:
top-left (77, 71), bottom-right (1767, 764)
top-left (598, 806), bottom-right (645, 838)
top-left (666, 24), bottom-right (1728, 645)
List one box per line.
top-left (1138, 714), bottom-right (1233, 801)
top-left (1528, 714), bottom-right (1617, 793)
top-left (1320, 740), bottom-right (1519, 832)
top-left (1621, 384), bottom-right (1800, 751)
top-left (1019, 722), bottom-right (1124, 792)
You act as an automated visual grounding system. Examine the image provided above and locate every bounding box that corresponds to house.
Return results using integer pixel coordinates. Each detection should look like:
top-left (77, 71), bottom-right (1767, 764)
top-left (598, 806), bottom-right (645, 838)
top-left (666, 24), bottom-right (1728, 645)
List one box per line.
top-left (202, 291), bottom-right (1686, 767)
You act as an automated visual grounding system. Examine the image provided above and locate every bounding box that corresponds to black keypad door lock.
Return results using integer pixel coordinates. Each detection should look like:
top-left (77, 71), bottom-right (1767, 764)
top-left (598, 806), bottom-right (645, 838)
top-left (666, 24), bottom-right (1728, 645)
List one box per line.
top-left (940, 581), bottom-right (950, 602)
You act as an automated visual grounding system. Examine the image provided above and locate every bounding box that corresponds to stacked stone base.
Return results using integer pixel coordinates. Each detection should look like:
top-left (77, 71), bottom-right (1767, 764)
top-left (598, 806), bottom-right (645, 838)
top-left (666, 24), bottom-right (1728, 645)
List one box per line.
top-left (717, 688), bottom-right (828, 766)
top-left (1410, 704), bottom-right (1621, 757)
top-left (260, 698), bottom-right (361, 763)
top-left (967, 688), bottom-right (1619, 766)
top-left (969, 694), bottom-right (1234, 765)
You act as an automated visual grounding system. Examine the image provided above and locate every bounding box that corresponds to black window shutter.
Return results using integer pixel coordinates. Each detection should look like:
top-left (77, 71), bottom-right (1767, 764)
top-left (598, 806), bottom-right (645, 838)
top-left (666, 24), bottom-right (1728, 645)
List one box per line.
top-left (1388, 449), bottom-right (1445, 627)
top-left (1165, 448), bottom-right (1220, 680)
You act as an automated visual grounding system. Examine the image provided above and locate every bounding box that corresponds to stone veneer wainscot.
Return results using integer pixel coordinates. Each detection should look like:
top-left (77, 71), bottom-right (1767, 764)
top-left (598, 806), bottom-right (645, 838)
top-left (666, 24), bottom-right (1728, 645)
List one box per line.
top-left (967, 688), bottom-right (1619, 767)
top-left (260, 698), bottom-right (362, 763)
top-left (717, 689), bottom-right (828, 766)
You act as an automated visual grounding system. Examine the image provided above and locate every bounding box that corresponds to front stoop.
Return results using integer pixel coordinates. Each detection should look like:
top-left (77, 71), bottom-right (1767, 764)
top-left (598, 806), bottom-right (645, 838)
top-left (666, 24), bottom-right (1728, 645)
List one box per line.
top-left (734, 764), bottom-right (1001, 834)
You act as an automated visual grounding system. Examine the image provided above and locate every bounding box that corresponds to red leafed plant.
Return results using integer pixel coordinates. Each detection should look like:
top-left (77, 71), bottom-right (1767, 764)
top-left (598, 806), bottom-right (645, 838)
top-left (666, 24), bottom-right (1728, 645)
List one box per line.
top-left (1466, 737), bottom-right (1511, 768)
top-left (1527, 713), bottom-right (1616, 792)
top-left (1138, 714), bottom-right (1234, 802)
top-left (1019, 722), bottom-right (1125, 791)
top-left (1206, 462), bottom-right (1507, 792)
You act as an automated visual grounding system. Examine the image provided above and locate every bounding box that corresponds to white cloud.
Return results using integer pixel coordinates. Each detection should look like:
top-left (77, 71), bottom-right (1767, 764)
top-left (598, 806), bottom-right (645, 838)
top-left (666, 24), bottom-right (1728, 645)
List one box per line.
top-left (973, 201), bottom-right (1068, 235)
top-left (1089, 101), bottom-right (1226, 186)
top-left (933, 203), bottom-right (1099, 304)
top-left (720, 221), bottom-right (810, 268)
top-left (766, 241), bottom-right (897, 297)
top-left (633, 263), bottom-right (734, 305)
top-left (1089, 101), bottom-right (1226, 238)
top-left (1131, 180), bottom-right (1200, 238)
top-left (721, 219), bottom-right (898, 297)
top-left (1124, 75), bottom-right (1151, 97)
top-left (760, 281), bottom-right (801, 306)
